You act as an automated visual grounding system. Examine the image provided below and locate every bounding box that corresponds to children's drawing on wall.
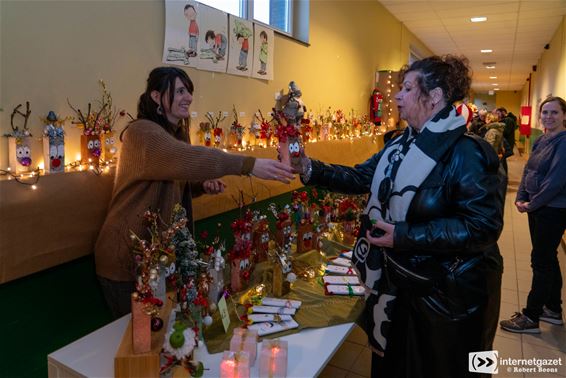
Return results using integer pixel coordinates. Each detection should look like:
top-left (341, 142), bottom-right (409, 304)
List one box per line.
top-left (252, 25), bottom-right (274, 80)
top-left (163, 0), bottom-right (199, 68)
top-left (197, 4), bottom-right (228, 73)
top-left (227, 16), bottom-right (253, 77)
top-left (185, 3), bottom-right (199, 57)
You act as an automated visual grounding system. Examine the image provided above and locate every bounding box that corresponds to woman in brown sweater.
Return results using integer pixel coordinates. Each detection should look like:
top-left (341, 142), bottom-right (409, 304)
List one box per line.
top-left (95, 67), bottom-right (293, 318)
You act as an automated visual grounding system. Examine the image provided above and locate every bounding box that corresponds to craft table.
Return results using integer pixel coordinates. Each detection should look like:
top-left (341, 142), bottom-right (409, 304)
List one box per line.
top-left (47, 315), bottom-right (354, 377)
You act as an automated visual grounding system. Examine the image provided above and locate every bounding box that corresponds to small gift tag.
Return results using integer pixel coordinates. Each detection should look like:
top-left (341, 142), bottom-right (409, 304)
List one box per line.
top-left (325, 284), bottom-right (365, 296)
top-left (324, 264), bottom-right (357, 275)
top-left (251, 305), bottom-right (296, 315)
top-left (218, 295), bottom-right (231, 333)
top-left (323, 275), bottom-right (360, 285)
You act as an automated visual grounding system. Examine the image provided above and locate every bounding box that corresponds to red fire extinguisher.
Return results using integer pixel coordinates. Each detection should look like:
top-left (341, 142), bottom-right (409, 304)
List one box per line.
top-left (370, 89), bottom-right (383, 125)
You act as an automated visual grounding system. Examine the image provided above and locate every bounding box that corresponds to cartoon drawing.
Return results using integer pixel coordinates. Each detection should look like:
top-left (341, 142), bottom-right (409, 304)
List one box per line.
top-left (258, 31), bottom-right (268, 75)
top-left (202, 30), bottom-right (227, 62)
top-left (184, 4), bottom-right (198, 57)
top-left (233, 20), bottom-right (252, 71)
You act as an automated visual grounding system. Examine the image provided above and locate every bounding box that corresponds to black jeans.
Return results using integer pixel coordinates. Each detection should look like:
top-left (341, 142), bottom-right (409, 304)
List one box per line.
top-left (523, 206), bottom-right (566, 319)
top-left (97, 276), bottom-right (135, 320)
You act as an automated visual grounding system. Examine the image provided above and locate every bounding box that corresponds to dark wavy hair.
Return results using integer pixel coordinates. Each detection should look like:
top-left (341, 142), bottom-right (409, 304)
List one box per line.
top-left (539, 96), bottom-right (566, 126)
top-left (399, 55), bottom-right (472, 105)
top-left (121, 67), bottom-right (194, 141)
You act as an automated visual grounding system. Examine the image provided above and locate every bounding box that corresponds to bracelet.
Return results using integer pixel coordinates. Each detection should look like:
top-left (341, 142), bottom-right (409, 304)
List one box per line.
top-left (300, 159), bottom-right (313, 183)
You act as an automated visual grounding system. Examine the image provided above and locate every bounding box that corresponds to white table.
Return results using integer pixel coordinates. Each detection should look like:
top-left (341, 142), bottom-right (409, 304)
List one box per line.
top-left (48, 316), bottom-right (354, 377)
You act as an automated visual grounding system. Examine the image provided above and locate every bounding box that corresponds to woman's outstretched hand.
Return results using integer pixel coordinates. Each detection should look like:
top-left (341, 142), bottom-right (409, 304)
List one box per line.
top-left (252, 158), bottom-right (295, 184)
top-left (366, 220), bottom-right (395, 248)
top-left (203, 179), bottom-right (226, 194)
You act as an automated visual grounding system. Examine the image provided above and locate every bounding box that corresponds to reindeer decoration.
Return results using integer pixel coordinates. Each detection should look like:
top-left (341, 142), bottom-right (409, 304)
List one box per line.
top-left (41, 111), bottom-right (67, 173)
top-left (205, 111), bottom-right (226, 148)
top-left (67, 99), bottom-right (107, 165)
top-left (7, 102), bottom-right (33, 173)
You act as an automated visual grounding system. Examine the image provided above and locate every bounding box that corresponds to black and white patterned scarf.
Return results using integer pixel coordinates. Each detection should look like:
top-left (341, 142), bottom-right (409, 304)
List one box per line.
top-left (352, 104), bottom-right (470, 355)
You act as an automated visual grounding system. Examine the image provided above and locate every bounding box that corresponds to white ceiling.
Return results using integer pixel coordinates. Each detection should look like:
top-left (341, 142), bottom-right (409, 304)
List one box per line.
top-left (378, 0), bottom-right (566, 93)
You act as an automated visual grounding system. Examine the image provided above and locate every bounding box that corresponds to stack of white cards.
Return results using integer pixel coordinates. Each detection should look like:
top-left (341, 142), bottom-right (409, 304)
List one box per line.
top-left (323, 251), bottom-right (364, 296)
top-left (246, 297), bottom-right (301, 336)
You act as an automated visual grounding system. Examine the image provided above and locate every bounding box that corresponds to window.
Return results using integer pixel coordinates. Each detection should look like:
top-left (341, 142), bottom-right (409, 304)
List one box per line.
top-left (197, 0), bottom-right (241, 17)
top-left (197, 0), bottom-right (309, 44)
top-left (253, 0), bottom-right (291, 34)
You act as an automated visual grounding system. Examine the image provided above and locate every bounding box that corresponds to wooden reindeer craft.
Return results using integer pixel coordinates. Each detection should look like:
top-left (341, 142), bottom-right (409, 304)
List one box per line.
top-left (67, 99), bottom-right (107, 165)
top-left (7, 102), bottom-right (33, 173)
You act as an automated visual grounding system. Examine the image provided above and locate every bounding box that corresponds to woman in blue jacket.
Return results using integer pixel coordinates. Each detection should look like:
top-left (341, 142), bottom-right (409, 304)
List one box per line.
top-left (500, 96), bottom-right (566, 333)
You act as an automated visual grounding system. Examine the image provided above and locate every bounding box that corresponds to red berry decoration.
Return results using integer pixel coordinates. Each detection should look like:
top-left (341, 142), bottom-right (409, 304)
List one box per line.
top-left (151, 317), bottom-right (164, 332)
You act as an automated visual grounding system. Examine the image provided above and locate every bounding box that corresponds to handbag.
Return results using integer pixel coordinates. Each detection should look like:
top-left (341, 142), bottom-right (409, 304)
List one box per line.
top-left (357, 214), bottom-right (463, 294)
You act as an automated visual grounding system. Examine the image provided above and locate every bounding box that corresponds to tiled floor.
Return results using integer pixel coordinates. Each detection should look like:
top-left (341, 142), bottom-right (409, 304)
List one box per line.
top-left (319, 155), bottom-right (566, 377)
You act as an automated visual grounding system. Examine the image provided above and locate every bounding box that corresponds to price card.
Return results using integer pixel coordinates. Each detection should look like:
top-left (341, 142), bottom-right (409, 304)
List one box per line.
top-left (218, 295), bottom-right (230, 333)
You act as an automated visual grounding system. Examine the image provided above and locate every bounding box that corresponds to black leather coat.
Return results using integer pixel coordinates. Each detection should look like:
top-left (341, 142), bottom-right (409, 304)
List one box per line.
top-left (305, 134), bottom-right (506, 378)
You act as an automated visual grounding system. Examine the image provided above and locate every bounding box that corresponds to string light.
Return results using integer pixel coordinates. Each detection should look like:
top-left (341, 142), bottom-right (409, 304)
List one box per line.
top-left (1, 157), bottom-right (116, 188)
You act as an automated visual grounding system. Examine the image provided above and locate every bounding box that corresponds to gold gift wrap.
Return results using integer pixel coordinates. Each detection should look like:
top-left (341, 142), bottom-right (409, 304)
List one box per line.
top-left (203, 240), bottom-right (364, 354)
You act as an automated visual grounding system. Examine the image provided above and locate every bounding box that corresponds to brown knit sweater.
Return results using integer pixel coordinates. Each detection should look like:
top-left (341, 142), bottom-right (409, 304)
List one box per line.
top-left (94, 119), bottom-right (255, 281)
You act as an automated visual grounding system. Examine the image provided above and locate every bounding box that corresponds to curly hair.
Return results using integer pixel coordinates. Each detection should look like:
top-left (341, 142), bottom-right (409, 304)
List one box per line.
top-left (399, 55), bottom-right (472, 104)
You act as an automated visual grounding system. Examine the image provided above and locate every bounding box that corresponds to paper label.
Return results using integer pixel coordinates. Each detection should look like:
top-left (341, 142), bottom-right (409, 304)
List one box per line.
top-left (330, 257), bottom-right (351, 267)
top-left (248, 319), bottom-right (299, 336)
top-left (323, 275), bottom-right (360, 285)
top-left (251, 305), bottom-right (296, 315)
top-left (261, 297), bottom-right (302, 309)
top-left (218, 295), bottom-right (231, 333)
top-left (324, 264), bottom-right (357, 275)
top-left (326, 284), bottom-right (365, 296)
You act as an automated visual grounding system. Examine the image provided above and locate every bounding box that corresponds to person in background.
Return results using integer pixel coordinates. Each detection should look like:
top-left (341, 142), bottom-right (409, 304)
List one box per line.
top-left (481, 112), bottom-right (505, 152)
top-left (500, 96), bottom-right (566, 333)
top-left (497, 107), bottom-right (517, 155)
top-left (469, 108), bottom-right (488, 136)
top-left (95, 67), bottom-right (294, 318)
top-left (297, 55), bottom-right (505, 377)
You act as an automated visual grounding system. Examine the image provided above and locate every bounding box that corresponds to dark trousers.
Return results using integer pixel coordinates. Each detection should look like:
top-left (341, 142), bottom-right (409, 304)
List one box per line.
top-left (97, 276), bottom-right (135, 319)
top-left (523, 206), bottom-right (566, 319)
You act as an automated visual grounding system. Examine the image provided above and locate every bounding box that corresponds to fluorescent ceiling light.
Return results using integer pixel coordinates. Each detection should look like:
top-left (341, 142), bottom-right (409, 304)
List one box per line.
top-left (489, 76), bottom-right (497, 79)
top-left (481, 49), bottom-right (493, 53)
top-left (491, 83), bottom-right (499, 86)
top-left (494, 88), bottom-right (500, 91)
top-left (471, 17), bottom-right (487, 22)
top-left (486, 65), bottom-right (496, 69)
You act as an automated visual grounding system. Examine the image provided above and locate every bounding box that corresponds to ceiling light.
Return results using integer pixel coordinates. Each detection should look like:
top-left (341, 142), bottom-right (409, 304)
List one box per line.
top-left (486, 65), bottom-right (496, 69)
top-left (481, 49), bottom-right (493, 53)
top-left (491, 83), bottom-right (499, 86)
top-left (471, 17), bottom-right (487, 22)
top-left (494, 88), bottom-right (500, 91)
top-left (489, 76), bottom-right (497, 79)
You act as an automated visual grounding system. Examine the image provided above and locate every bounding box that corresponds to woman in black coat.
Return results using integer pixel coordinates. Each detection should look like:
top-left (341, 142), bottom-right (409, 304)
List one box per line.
top-left (299, 55), bottom-right (506, 377)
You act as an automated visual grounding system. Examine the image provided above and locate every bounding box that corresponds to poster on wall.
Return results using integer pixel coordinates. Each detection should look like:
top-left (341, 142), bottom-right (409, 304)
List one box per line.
top-left (196, 4), bottom-right (228, 73)
top-left (227, 16), bottom-right (253, 77)
top-left (252, 25), bottom-right (274, 80)
top-left (163, 0), bottom-right (200, 68)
